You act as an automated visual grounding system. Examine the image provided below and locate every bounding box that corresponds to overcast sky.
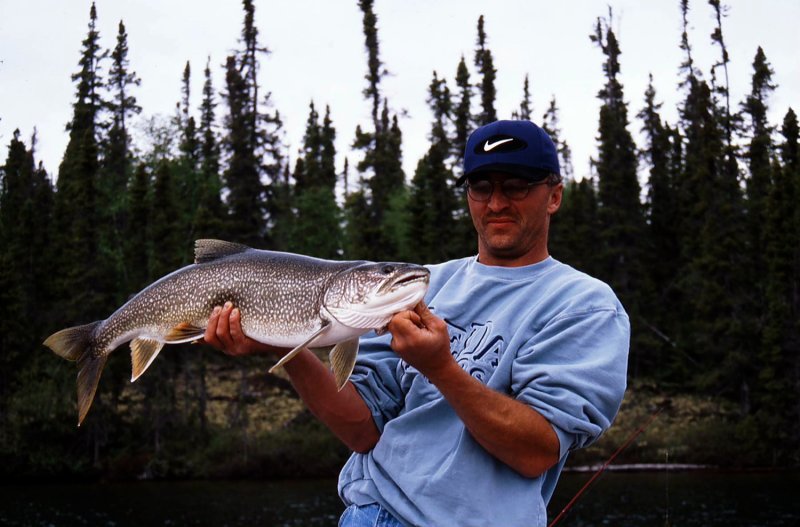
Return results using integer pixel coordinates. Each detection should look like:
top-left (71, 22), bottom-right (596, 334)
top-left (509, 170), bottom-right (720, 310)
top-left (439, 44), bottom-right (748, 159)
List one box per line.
top-left (1, 0), bottom-right (798, 185)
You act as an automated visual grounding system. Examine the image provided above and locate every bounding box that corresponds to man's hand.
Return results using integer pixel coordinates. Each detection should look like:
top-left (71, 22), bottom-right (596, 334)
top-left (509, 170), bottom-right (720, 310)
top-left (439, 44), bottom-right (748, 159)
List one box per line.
top-left (388, 301), bottom-right (559, 478)
top-left (204, 302), bottom-right (289, 357)
top-left (387, 301), bottom-right (456, 381)
top-left (204, 302), bottom-right (379, 452)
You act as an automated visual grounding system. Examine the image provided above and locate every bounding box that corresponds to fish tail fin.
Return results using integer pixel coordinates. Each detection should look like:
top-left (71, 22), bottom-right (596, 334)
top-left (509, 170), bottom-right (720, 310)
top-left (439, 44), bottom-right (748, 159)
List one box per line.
top-left (44, 321), bottom-right (107, 426)
top-left (76, 352), bottom-right (109, 427)
top-left (43, 321), bottom-right (101, 362)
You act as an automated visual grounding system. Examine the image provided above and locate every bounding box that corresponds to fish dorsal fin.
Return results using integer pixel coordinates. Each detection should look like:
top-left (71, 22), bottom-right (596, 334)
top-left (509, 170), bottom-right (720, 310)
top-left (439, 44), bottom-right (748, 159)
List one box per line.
top-left (194, 239), bottom-right (251, 264)
top-left (130, 337), bottom-right (165, 382)
top-left (329, 337), bottom-right (359, 391)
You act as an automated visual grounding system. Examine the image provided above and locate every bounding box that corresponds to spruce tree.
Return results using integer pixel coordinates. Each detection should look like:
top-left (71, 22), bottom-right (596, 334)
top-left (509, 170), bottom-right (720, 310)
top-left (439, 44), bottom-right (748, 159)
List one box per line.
top-left (290, 102), bottom-right (342, 258)
top-left (104, 20), bottom-right (141, 198)
top-left (408, 72), bottom-right (459, 263)
top-left (452, 56), bottom-right (472, 171)
top-left (0, 132), bottom-right (55, 408)
top-left (590, 15), bottom-right (649, 374)
top-left (178, 61), bottom-right (200, 168)
top-left (549, 176), bottom-right (600, 277)
top-left (759, 108), bottom-right (799, 458)
top-left (449, 56), bottom-right (476, 257)
top-left (124, 162), bottom-right (151, 290)
top-left (741, 47), bottom-right (776, 295)
top-left (343, 184), bottom-right (374, 260)
top-left (223, 54), bottom-right (265, 245)
top-left (675, 13), bottom-right (748, 401)
top-left (638, 75), bottom-right (682, 377)
top-left (54, 1), bottom-right (109, 324)
top-left (541, 96), bottom-right (574, 181)
top-left (351, 0), bottom-right (405, 259)
top-left (103, 19), bottom-right (141, 300)
top-left (473, 16), bottom-right (497, 126)
top-left (222, 0), bottom-right (284, 248)
top-left (511, 74), bottom-right (532, 121)
top-left (194, 57), bottom-right (226, 240)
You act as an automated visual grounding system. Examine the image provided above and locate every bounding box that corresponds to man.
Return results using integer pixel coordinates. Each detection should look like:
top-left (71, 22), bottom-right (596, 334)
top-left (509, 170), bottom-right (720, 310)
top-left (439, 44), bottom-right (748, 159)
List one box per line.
top-left (205, 120), bottom-right (630, 527)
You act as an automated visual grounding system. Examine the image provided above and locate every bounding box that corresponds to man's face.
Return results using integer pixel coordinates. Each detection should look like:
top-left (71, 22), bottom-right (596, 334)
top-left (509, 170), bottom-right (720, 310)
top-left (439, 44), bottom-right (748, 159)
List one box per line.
top-left (466, 172), bottom-right (563, 267)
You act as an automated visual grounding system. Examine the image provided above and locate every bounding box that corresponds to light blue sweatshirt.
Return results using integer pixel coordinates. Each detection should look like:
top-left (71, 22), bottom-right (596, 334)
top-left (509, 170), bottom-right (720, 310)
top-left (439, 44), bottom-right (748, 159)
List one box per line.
top-left (338, 256), bottom-right (630, 527)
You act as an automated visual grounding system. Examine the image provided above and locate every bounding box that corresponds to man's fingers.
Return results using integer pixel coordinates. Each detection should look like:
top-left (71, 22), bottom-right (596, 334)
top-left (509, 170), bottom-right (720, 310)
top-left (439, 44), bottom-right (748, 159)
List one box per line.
top-left (205, 306), bottom-right (223, 347)
top-left (414, 300), bottom-right (446, 332)
top-left (216, 302), bottom-right (235, 352)
top-left (230, 308), bottom-right (245, 341)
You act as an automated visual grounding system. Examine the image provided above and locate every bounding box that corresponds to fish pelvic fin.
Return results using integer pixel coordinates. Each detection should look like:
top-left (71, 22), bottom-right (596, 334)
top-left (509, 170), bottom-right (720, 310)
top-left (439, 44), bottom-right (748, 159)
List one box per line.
top-left (43, 321), bottom-right (102, 362)
top-left (77, 351), bottom-right (109, 427)
top-left (268, 324), bottom-right (330, 374)
top-left (165, 322), bottom-right (205, 343)
top-left (329, 338), bottom-right (359, 391)
top-left (130, 337), bottom-right (165, 382)
top-left (194, 239), bottom-right (250, 264)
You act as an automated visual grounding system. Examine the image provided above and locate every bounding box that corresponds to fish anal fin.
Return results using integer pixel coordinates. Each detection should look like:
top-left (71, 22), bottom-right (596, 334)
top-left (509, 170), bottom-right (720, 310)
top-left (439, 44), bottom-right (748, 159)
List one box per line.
top-left (268, 324), bottom-right (330, 374)
top-left (130, 337), bottom-right (165, 382)
top-left (165, 322), bottom-right (205, 343)
top-left (329, 338), bottom-right (360, 391)
top-left (194, 239), bottom-right (251, 264)
top-left (77, 353), bottom-right (109, 427)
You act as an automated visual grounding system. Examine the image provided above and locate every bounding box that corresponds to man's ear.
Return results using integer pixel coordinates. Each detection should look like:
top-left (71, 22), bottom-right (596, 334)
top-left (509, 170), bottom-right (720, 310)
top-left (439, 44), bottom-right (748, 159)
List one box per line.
top-left (548, 183), bottom-right (563, 215)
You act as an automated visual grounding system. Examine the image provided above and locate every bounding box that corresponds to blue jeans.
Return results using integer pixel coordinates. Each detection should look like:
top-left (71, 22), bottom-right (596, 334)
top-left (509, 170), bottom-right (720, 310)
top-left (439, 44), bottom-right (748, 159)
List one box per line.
top-left (339, 503), bottom-right (405, 527)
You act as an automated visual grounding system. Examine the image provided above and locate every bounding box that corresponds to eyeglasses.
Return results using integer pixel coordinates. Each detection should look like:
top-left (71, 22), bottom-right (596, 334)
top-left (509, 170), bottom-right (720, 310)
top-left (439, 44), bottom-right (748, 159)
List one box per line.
top-left (466, 178), bottom-right (547, 202)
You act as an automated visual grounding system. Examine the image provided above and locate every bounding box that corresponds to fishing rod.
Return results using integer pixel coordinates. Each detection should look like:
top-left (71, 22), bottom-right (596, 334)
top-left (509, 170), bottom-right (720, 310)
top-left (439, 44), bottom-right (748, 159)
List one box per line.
top-left (548, 403), bottom-right (667, 527)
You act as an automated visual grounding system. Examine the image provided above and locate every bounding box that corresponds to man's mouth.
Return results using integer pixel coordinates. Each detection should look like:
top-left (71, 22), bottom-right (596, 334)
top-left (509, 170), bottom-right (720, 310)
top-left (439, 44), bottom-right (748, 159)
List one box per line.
top-left (486, 217), bottom-right (516, 225)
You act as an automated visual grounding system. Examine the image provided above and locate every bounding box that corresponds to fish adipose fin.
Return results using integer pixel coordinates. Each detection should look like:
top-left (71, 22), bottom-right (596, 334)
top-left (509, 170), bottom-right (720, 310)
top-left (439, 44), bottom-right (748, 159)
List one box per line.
top-left (130, 337), bottom-right (165, 382)
top-left (268, 324), bottom-right (330, 374)
top-left (194, 239), bottom-right (251, 264)
top-left (43, 321), bottom-right (108, 427)
top-left (329, 338), bottom-right (359, 391)
top-left (165, 322), bottom-right (206, 343)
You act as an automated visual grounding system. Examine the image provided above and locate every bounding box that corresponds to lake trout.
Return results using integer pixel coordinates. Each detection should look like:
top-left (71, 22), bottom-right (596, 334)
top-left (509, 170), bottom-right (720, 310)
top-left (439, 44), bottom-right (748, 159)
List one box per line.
top-left (44, 239), bottom-right (430, 426)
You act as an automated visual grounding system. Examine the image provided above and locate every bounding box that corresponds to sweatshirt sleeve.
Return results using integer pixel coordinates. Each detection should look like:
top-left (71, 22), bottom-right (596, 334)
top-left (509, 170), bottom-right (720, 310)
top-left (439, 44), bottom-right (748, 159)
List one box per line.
top-left (348, 332), bottom-right (405, 433)
top-left (511, 302), bottom-right (630, 459)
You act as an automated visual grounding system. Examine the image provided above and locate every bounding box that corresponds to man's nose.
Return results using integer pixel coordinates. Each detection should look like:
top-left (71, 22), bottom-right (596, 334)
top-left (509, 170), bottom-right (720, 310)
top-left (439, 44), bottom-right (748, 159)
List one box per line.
top-left (487, 183), bottom-right (511, 210)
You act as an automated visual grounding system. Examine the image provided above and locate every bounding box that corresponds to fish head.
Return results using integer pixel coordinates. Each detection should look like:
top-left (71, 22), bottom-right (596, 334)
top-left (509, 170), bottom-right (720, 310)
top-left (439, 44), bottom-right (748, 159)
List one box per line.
top-left (323, 262), bottom-right (430, 330)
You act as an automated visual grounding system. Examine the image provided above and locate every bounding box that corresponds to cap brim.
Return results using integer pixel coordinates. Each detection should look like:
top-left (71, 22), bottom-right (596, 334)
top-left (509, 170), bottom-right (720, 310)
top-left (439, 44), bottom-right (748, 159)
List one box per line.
top-left (456, 163), bottom-right (551, 186)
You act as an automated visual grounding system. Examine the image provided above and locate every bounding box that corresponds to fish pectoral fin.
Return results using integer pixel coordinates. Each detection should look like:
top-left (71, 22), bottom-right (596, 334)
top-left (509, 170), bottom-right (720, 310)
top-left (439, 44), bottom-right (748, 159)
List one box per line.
top-left (268, 324), bottom-right (330, 374)
top-left (329, 337), bottom-right (360, 391)
top-left (130, 337), bottom-right (165, 382)
top-left (165, 322), bottom-right (206, 343)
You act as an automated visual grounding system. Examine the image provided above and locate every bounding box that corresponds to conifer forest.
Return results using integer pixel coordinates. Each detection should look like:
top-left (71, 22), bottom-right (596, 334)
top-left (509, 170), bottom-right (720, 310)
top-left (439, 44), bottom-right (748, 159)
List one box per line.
top-left (1, 0), bottom-right (798, 479)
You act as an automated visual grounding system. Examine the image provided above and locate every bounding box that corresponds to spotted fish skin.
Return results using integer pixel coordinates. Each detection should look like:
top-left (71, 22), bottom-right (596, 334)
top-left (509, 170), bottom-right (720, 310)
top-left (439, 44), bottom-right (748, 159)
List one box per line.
top-left (44, 239), bottom-right (430, 426)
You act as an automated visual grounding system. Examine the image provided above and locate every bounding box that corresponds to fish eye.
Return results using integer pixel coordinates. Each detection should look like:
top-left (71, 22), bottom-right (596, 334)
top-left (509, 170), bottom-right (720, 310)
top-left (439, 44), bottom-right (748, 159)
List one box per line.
top-left (380, 264), bottom-right (396, 274)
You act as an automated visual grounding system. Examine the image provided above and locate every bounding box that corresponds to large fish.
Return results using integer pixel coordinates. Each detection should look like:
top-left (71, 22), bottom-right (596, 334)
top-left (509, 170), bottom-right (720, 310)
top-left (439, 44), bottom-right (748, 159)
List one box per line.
top-left (44, 239), bottom-right (430, 426)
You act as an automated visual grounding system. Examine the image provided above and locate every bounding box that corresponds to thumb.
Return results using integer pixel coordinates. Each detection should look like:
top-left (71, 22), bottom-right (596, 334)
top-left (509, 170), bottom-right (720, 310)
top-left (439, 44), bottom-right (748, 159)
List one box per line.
top-left (414, 300), bottom-right (435, 322)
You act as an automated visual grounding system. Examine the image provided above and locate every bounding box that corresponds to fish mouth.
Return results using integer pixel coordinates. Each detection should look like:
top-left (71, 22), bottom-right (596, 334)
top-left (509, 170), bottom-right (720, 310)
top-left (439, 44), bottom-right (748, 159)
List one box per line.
top-left (379, 269), bottom-right (430, 295)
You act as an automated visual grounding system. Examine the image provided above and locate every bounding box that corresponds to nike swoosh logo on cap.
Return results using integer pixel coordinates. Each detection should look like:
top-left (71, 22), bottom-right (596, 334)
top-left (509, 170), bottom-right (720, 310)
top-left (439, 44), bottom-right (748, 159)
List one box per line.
top-left (483, 138), bottom-right (515, 151)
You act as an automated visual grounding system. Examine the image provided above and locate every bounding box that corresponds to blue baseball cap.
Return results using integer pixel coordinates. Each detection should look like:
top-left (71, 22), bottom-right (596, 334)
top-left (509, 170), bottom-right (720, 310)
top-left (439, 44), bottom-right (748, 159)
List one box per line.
top-left (458, 120), bottom-right (560, 185)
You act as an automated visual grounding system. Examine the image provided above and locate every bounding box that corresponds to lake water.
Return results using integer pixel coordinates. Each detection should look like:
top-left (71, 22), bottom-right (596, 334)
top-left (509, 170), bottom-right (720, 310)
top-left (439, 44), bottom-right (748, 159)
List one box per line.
top-left (1, 471), bottom-right (797, 526)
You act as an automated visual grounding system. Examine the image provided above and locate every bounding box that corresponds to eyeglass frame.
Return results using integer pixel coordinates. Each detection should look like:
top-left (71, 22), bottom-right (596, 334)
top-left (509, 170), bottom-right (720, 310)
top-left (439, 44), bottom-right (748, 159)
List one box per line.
top-left (465, 176), bottom-right (550, 202)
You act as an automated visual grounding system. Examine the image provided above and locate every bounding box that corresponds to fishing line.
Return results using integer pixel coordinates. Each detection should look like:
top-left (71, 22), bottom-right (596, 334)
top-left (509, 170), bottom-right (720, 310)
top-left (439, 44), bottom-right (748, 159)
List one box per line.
top-left (548, 404), bottom-right (666, 527)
